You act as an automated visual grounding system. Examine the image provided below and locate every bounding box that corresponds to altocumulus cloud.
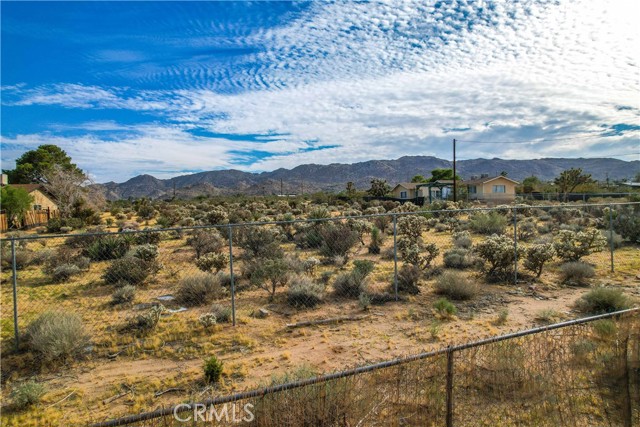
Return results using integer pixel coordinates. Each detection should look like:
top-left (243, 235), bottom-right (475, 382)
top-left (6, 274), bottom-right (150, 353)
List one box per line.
top-left (1, 0), bottom-right (638, 181)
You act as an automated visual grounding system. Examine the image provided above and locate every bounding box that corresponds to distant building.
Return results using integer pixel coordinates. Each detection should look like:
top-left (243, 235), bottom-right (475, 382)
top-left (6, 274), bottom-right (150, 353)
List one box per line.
top-left (1, 183), bottom-right (59, 213)
top-left (464, 175), bottom-right (519, 202)
top-left (391, 180), bottom-right (454, 203)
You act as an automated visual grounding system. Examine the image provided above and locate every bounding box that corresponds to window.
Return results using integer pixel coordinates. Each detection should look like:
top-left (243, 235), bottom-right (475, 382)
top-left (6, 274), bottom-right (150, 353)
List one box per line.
top-left (493, 185), bottom-right (506, 193)
top-left (400, 191), bottom-right (407, 199)
top-left (468, 186), bottom-right (477, 194)
top-left (33, 204), bottom-right (42, 210)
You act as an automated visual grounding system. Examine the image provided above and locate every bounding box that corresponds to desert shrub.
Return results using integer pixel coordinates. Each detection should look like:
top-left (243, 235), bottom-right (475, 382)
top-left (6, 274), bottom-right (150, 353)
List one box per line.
top-left (121, 305), bottom-right (164, 334)
top-left (443, 248), bottom-right (475, 269)
top-left (204, 356), bottom-right (223, 383)
top-left (29, 248), bottom-right (56, 266)
top-left (353, 260), bottom-right (374, 277)
top-left (111, 285), bottom-right (136, 305)
top-left (318, 223), bottom-right (359, 259)
top-left (308, 207), bottom-right (330, 219)
top-left (204, 207), bottom-right (228, 225)
top-left (396, 264), bottom-right (421, 294)
top-left (333, 263), bottom-right (373, 298)
top-left (602, 230), bottom-right (624, 249)
top-left (553, 228), bottom-right (607, 261)
top-left (51, 264), bottom-right (82, 282)
top-left (347, 218), bottom-right (372, 244)
top-left (103, 256), bottom-right (151, 286)
top-left (397, 215), bottom-right (428, 240)
top-left (434, 271), bottom-right (477, 300)
top-left (210, 303), bottom-right (232, 323)
top-left (129, 244), bottom-right (158, 262)
top-left (358, 292), bottom-right (372, 311)
top-left (26, 312), bottom-right (89, 363)
top-left (433, 298), bottom-right (457, 317)
top-left (474, 234), bottom-right (524, 281)
top-left (560, 261), bottom-right (595, 286)
top-left (195, 252), bottom-right (229, 273)
top-left (368, 227), bottom-right (384, 254)
top-left (199, 313), bottom-right (217, 328)
top-left (516, 220), bottom-right (537, 241)
top-left (287, 275), bottom-right (325, 308)
top-left (176, 272), bottom-right (227, 306)
top-left (592, 319), bottom-right (616, 337)
top-left (372, 215), bottom-right (391, 233)
top-left (248, 258), bottom-right (290, 300)
top-left (523, 243), bottom-right (555, 277)
top-left (84, 235), bottom-right (131, 261)
top-left (302, 257), bottom-right (320, 274)
top-left (10, 380), bottom-right (46, 409)
top-left (135, 229), bottom-right (162, 245)
top-left (187, 230), bottom-right (225, 259)
top-left (534, 309), bottom-right (563, 325)
top-left (469, 212), bottom-right (507, 235)
top-left (452, 231), bottom-right (472, 249)
top-left (613, 210), bottom-right (640, 243)
top-left (237, 226), bottom-right (283, 259)
top-left (577, 287), bottom-right (630, 314)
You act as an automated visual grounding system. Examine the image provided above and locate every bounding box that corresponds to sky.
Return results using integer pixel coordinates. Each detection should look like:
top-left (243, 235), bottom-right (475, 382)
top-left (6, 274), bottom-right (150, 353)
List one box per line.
top-left (1, 0), bottom-right (639, 183)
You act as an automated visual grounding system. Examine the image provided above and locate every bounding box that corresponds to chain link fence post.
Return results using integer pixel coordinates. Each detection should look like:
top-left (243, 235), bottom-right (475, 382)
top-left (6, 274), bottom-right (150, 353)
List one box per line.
top-left (608, 204), bottom-right (615, 273)
top-left (513, 207), bottom-right (518, 286)
top-left (445, 346), bottom-right (455, 427)
top-left (228, 224), bottom-right (237, 326)
top-left (11, 238), bottom-right (20, 350)
top-left (393, 214), bottom-right (398, 301)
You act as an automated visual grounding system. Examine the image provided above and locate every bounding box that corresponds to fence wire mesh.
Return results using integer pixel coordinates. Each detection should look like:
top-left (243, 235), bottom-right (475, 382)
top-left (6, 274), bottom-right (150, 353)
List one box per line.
top-left (0, 201), bottom-right (638, 426)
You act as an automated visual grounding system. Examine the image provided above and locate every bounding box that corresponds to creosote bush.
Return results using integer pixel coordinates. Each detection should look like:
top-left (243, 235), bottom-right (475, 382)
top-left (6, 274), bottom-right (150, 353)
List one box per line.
top-left (26, 311), bottom-right (89, 363)
top-left (396, 264), bottom-right (421, 294)
top-left (560, 261), bottom-right (595, 286)
top-left (333, 262), bottom-right (373, 298)
top-left (176, 272), bottom-right (227, 306)
top-left (434, 271), bottom-right (477, 300)
top-left (469, 211), bottom-right (507, 235)
top-left (318, 223), bottom-right (359, 260)
top-left (287, 274), bottom-right (325, 308)
top-left (111, 285), bottom-right (136, 305)
top-left (204, 356), bottom-right (224, 383)
top-left (443, 248), bottom-right (475, 269)
top-left (576, 287), bottom-right (630, 314)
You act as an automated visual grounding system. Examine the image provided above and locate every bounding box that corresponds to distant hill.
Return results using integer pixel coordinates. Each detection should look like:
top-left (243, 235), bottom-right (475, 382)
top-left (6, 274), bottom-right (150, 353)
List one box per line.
top-left (97, 156), bottom-right (640, 200)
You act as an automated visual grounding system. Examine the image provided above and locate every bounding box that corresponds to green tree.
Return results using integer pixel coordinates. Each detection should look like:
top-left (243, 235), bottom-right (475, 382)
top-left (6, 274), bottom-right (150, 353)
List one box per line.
top-left (522, 176), bottom-right (541, 193)
top-left (0, 186), bottom-right (34, 228)
top-left (500, 170), bottom-right (508, 177)
top-left (367, 178), bottom-right (391, 197)
top-left (554, 168), bottom-right (595, 201)
top-left (345, 181), bottom-right (356, 197)
top-left (4, 144), bottom-right (84, 184)
top-left (428, 168), bottom-right (461, 182)
top-left (411, 175), bottom-right (427, 183)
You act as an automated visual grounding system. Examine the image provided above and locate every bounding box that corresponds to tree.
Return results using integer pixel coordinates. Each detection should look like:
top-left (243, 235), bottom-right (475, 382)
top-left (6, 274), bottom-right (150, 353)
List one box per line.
top-left (0, 186), bottom-right (34, 228)
top-left (345, 181), bottom-right (356, 197)
top-left (554, 168), bottom-right (595, 201)
top-left (522, 176), bottom-right (541, 193)
top-left (4, 145), bottom-right (83, 184)
top-left (41, 165), bottom-right (105, 219)
top-left (427, 168), bottom-right (461, 182)
top-left (411, 175), bottom-right (427, 183)
top-left (500, 170), bottom-right (508, 177)
top-left (367, 179), bottom-right (390, 197)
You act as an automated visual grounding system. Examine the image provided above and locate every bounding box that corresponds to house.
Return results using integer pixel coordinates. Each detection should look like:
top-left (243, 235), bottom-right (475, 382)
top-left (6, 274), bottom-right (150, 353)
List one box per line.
top-left (1, 183), bottom-right (59, 213)
top-left (464, 175), bottom-right (520, 202)
top-left (390, 180), bottom-right (455, 203)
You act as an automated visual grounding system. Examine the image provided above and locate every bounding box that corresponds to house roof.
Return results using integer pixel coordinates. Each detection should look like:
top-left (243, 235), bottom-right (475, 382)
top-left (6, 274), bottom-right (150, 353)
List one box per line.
top-left (394, 182), bottom-right (419, 190)
top-left (463, 176), bottom-right (520, 185)
top-left (8, 184), bottom-right (45, 193)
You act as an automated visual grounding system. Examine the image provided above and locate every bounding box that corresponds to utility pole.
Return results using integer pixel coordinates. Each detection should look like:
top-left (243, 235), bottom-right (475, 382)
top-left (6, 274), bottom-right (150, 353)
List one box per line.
top-left (280, 178), bottom-right (283, 196)
top-left (452, 139), bottom-right (457, 202)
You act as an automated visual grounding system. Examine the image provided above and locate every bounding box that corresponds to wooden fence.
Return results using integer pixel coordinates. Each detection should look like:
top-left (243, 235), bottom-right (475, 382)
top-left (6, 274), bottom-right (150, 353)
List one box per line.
top-left (0, 208), bottom-right (58, 232)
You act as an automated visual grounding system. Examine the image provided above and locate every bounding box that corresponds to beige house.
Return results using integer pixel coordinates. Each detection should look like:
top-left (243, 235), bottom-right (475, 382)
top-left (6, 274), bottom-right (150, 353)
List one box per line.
top-left (464, 175), bottom-right (519, 202)
top-left (391, 182), bottom-right (422, 200)
top-left (6, 184), bottom-right (58, 213)
top-left (391, 180), bottom-right (454, 203)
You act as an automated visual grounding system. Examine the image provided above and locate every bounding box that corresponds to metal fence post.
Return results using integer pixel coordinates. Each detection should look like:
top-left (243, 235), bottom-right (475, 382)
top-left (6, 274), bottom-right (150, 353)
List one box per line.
top-left (11, 239), bottom-right (20, 350)
top-left (608, 204), bottom-right (615, 273)
top-left (445, 346), bottom-right (455, 427)
top-left (513, 207), bottom-right (518, 286)
top-left (393, 214), bottom-right (398, 301)
top-left (228, 225), bottom-right (236, 326)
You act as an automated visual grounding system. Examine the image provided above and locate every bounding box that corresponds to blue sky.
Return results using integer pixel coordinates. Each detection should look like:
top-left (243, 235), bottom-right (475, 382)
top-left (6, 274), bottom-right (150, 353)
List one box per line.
top-left (1, 0), bottom-right (639, 182)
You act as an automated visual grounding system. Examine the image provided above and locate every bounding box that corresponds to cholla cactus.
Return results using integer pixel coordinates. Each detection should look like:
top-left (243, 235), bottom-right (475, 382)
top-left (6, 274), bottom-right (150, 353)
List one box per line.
top-left (397, 238), bottom-right (439, 270)
top-left (397, 215), bottom-right (428, 241)
top-left (523, 243), bottom-right (555, 277)
top-left (195, 252), bottom-right (229, 273)
top-left (199, 313), bottom-right (217, 329)
top-left (553, 228), bottom-right (607, 261)
top-left (474, 234), bottom-right (524, 280)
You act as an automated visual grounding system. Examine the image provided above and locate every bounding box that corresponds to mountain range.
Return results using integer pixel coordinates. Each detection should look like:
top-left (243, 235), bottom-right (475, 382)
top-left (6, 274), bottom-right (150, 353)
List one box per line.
top-left (98, 156), bottom-right (640, 200)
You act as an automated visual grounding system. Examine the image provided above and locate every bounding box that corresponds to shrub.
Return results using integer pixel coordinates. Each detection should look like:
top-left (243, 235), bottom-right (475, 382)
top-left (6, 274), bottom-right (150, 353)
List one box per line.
top-left (602, 230), bottom-right (624, 249)
top-left (396, 264), bottom-right (421, 294)
top-left (474, 234), bottom-right (524, 281)
top-left (0, 247), bottom-right (33, 270)
top-left (358, 292), bottom-right (371, 311)
top-left (187, 230), bottom-right (225, 259)
top-left (248, 258), bottom-right (290, 300)
top-left (84, 236), bottom-right (131, 261)
top-left (51, 264), bottom-right (82, 282)
top-left (452, 231), bottom-right (472, 249)
top-left (577, 287), bottom-right (630, 314)
top-left (433, 298), bottom-right (457, 317)
top-left (560, 261), bottom-right (595, 286)
top-left (237, 226), bottom-right (283, 259)
top-left (103, 256), bottom-right (151, 286)
top-left (121, 305), bottom-right (164, 334)
top-left (10, 380), bottom-right (46, 409)
top-left (210, 303), bottom-right (232, 323)
top-left (397, 216), bottom-right (428, 240)
top-left (397, 238), bottom-right (439, 270)
top-left (203, 356), bottom-right (223, 383)
top-left (612, 209), bottom-right (640, 243)
top-left (443, 248), bottom-right (475, 269)
top-left (553, 228), bottom-right (607, 261)
top-left (434, 271), bottom-right (477, 300)
top-left (129, 244), bottom-right (158, 262)
top-left (205, 207), bottom-right (228, 225)
top-left (318, 223), bottom-right (359, 259)
top-left (469, 212), bottom-right (507, 235)
top-left (176, 272), bottom-right (227, 306)
top-left (353, 260), bottom-right (374, 277)
top-left (287, 275), bottom-right (325, 308)
top-left (516, 220), bottom-right (537, 241)
top-left (333, 263), bottom-right (373, 298)
top-left (523, 243), bottom-right (555, 278)
top-left (195, 252), bottom-right (229, 273)
top-left (494, 308), bottom-right (509, 325)
top-left (368, 227), bottom-right (384, 254)
top-left (26, 312), bottom-right (89, 362)
top-left (534, 309), bottom-right (563, 325)
top-left (111, 285), bottom-right (136, 305)
top-left (199, 313), bottom-right (217, 328)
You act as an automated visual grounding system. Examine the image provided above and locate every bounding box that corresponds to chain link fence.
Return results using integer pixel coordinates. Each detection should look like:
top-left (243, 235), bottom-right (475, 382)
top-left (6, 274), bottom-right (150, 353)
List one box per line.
top-left (0, 201), bottom-right (638, 425)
